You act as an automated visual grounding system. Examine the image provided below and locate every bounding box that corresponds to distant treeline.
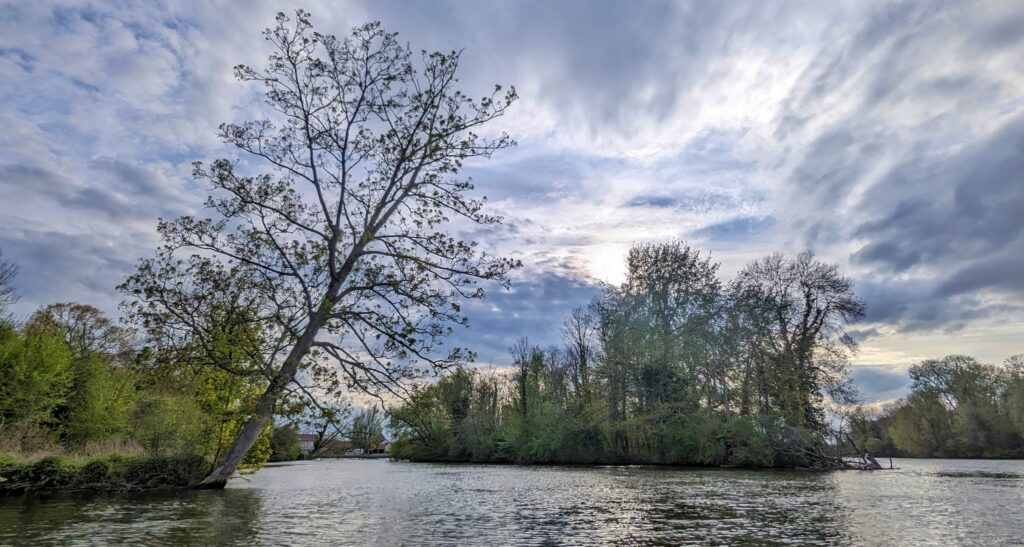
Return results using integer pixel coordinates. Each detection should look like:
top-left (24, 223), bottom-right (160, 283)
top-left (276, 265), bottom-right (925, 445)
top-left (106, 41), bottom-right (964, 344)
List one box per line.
top-left (849, 355), bottom-right (1024, 459)
top-left (390, 242), bottom-right (868, 468)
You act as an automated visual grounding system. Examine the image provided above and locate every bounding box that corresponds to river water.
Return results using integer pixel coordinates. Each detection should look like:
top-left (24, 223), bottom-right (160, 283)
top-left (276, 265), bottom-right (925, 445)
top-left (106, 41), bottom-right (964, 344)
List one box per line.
top-left (1, 458), bottom-right (1022, 545)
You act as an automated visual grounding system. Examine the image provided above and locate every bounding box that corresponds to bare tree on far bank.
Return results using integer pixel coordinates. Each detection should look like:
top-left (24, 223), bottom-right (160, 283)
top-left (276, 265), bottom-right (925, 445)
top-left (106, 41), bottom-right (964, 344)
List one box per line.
top-left (0, 249), bottom-right (19, 316)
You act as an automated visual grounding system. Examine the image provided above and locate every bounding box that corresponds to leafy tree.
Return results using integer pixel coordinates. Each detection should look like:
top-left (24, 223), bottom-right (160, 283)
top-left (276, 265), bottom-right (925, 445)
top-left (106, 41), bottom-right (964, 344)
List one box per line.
top-left (348, 407), bottom-right (386, 453)
top-left (269, 424), bottom-right (302, 461)
top-left (0, 322), bottom-right (72, 428)
top-left (1005, 355), bottom-right (1024, 440)
top-left (562, 307), bottom-right (597, 397)
top-left (30, 303), bottom-right (134, 362)
top-left (298, 395), bottom-right (352, 458)
top-left (134, 305), bottom-right (274, 467)
top-left (390, 244), bottom-right (868, 468)
top-left (58, 353), bottom-right (135, 444)
top-left (619, 241), bottom-right (721, 411)
top-left (120, 10), bottom-right (518, 487)
top-left (25, 304), bottom-right (137, 444)
top-left (888, 392), bottom-right (954, 457)
top-left (130, 393), bottom-right (205, 457)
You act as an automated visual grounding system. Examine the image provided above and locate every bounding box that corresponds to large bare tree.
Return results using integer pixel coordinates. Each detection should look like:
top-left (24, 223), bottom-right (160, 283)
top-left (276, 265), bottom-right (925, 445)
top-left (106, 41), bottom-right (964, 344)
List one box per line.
top-left (732, 251), bottom-right (865, 428)
top-left (121, 11), bottom-right (519, 487)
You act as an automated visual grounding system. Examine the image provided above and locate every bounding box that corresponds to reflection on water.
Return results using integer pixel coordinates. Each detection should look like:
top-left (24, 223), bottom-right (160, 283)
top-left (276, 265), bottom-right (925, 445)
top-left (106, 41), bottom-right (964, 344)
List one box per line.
top-left (0, 488), bottom-right (262, 545)
top-left (1, 458), bottom-right (1022, 545)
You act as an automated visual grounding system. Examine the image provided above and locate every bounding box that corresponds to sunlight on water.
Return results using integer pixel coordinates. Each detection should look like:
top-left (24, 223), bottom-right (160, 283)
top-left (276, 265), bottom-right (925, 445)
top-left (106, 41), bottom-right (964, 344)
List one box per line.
top-left (1, 459), bottom-right (1022, 545)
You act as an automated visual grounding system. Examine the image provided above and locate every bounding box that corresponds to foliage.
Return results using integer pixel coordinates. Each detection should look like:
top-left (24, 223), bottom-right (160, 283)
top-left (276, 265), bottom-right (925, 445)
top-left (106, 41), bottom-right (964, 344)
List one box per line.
top-left (0, 249), bottom-right (17, 317)
top-left (130, 393), bottom-right (206, 457)
top-left (0, 321), bottom-right (72, 427)
top-left (349, 407), bottom-right (386, 453)
top-left (269, 424), bottom-right (302, 462)
top-left (297, 395), bottom-right (352, 458)
top-left (856, 354), bottom-right (1024, 458)
top-left (391, 242), bottom-right (865, 468)
top-left (61, 354), bottom-right (136, 444)
top-left (0, 297), bottom-right (301, 488)
top-left (21, 304), bottom-right (137, 444)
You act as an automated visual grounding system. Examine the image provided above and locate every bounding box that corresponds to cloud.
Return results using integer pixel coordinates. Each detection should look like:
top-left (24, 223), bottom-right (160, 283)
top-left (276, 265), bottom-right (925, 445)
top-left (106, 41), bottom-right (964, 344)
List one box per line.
top-left (0, 228), bottom-right (146, 317)
top-left (849, 365), bottom-right (912, 405)
top-left (453, 268), bottom-right (604, 364)
top-left (692, 216), bottom-right (775, 241)
top-left (1, 0), bottom-right (1022, 401)
top-left (765, 1), bottom-right (1024, 343)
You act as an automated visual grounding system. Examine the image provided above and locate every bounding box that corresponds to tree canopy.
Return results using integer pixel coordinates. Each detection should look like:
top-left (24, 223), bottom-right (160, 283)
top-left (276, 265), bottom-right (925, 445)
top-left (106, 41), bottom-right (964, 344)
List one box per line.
top-left (120, 10), bottom-right (518, 485)
top-left (390, 243), bottom-right (869, 468)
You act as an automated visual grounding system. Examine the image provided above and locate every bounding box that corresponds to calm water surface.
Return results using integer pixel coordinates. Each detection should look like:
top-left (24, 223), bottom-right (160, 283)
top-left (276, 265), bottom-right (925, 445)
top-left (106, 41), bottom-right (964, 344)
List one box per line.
top-left (1, 458), bottom-right (1022, 545)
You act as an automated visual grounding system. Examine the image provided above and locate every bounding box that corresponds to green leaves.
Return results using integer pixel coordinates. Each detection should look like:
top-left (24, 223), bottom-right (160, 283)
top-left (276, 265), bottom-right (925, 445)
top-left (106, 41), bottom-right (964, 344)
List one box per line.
top-left (0, 322), bottom-right (72, 426)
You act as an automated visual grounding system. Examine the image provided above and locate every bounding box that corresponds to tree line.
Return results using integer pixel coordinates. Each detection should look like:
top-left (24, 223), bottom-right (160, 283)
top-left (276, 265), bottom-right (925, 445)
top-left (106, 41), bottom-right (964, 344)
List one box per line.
top-left (0, 252), bottom-right (385, 480)
top-left (849, 355), bottom-right (1024, 459)
top-left (389, 242), bottom-right (870, 468)
top-left (0, 298), bottom-right (274, 468)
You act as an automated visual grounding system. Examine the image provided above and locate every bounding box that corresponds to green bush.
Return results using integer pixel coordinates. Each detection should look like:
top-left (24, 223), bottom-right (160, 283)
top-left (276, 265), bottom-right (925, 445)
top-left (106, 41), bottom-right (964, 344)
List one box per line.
top-left (130, 394), bottom-right (206, 457)
top-left (0, 322), bottom-right (73, 426)
top-left (723, 415), bottom-right (773, 467)
top-left (23, 456), bottom-right (77, 488)
top-left (268, 425), bottom-right (301, 462)
top-left (121, 454), bottom-right (209, 488)
top-left (78, 458), bottom-right (113, 483)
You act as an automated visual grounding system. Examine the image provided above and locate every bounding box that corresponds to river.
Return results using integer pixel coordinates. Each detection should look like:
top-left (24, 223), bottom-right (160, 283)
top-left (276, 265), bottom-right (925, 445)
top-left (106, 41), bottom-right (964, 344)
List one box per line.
top-left (1, 458), bottom-right (1022, 545)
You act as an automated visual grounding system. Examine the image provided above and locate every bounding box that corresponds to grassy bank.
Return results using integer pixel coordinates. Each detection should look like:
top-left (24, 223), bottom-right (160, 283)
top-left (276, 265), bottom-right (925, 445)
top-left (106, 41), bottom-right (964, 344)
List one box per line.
top-left (0, 454), bottom-right (208, 495)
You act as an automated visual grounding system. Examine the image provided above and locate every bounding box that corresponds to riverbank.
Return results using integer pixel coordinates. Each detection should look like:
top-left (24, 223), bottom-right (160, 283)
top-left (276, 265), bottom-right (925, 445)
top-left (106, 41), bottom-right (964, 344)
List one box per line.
top-left (308, 453), bottom-right (390, 460)
top-left (0, 454), bottom-right (208, 495)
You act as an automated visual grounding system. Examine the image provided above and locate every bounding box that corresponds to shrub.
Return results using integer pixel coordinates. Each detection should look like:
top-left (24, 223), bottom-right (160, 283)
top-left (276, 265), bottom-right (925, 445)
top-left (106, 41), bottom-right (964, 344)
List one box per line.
top-left (0, 454), bottom-right (210, 493)
top-left (78, 458), bottom-right (113, 483)
top-left (269, 425), bottom-right (301, 462)
top-left (121, 454), bottom-right (209, 488)
top-left (130, 394), bottom-right (205, 457)
top-left (25, 456), bottom-right (77, 488)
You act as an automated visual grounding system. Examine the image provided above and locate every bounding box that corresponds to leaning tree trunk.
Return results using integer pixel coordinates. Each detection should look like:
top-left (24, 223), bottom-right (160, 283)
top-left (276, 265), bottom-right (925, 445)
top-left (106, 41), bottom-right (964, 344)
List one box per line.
top-left (196, 379), bottom-right (286, 488)
top-left (197, 248), bottom-right (360, 487)
top-left (197, 312), bottom-right (325, 488)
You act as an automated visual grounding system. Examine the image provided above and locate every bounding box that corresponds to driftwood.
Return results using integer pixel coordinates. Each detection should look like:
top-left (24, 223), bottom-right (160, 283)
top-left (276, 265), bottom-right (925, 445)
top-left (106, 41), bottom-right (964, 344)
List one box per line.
top-left (839, 431), bottom-right (884, 470)
top-left (780, 429), bottom-right (888, 470)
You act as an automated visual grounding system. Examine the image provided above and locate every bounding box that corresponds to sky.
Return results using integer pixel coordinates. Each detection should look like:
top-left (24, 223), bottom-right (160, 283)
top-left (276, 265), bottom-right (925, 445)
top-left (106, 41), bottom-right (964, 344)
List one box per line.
top-left (1, 1), bottom-right (1023, 405)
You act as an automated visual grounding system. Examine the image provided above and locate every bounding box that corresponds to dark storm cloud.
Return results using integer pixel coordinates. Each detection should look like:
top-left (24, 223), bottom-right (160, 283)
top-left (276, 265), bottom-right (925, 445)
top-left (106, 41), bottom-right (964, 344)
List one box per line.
top-left (854, 279), bottom-right (1018, 333)
top-left (624, 190), bottom-right (750, 213)
top-left (626, 195), bottom-right (680, 209)
top-left (0, 228), bottom-right (145, 318)
top-left (853, 127), bottom-right (1024, 270)
top-left (790, 128), bottom-right (882, 204)
top-left (773, 1), bottom-right (1024, 336)
top-left (0, 159), bottom-right (192, 220)
top-left (853, 116), bottom-right (1024, 301)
